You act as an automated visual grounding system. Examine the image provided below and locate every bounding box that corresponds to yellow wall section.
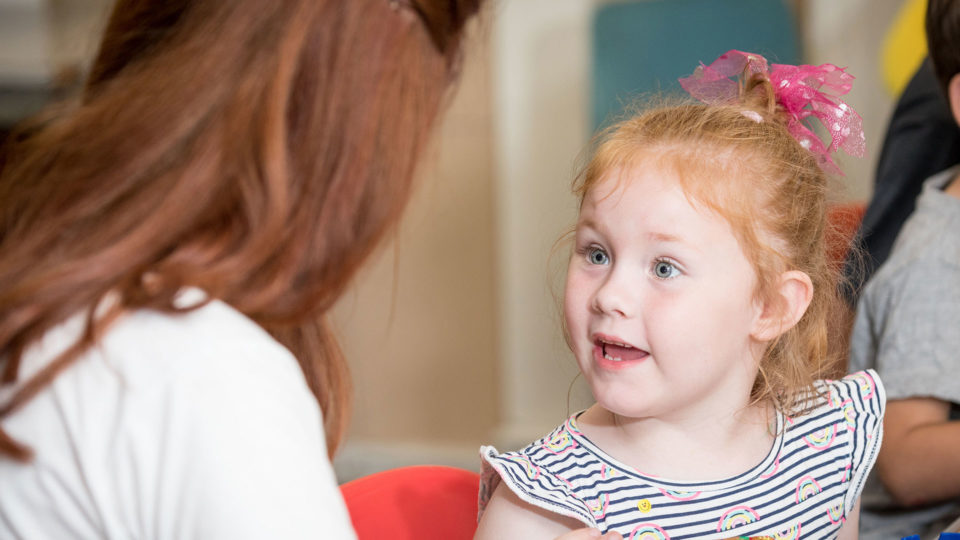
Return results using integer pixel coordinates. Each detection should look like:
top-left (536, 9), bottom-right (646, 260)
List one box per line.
top-left (882, 0), bottom-right (928, 96)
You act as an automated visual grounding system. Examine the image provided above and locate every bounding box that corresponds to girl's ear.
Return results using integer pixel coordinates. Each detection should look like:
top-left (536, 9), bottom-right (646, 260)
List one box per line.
top-left (751, 270), bottom-right (814, 342)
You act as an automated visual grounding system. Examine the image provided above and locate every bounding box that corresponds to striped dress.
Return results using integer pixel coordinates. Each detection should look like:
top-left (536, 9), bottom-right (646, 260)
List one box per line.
top-left (480, 370), bottom-right (885, 539)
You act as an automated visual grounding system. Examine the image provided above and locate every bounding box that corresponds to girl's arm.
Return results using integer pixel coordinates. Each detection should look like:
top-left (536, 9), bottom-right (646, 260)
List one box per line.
top-left (836, 499), bottom-right (861, 540)
top-left (474, 483), bottom-right (619, 540)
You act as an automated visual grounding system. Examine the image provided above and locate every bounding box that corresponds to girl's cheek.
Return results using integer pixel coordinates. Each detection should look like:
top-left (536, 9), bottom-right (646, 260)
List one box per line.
top-left (564, 273), bottom-right (593, 311)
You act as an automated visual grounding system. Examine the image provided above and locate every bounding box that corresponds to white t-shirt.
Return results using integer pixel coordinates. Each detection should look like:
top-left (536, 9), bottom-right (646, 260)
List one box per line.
top-left (0, 290), bottom-right (356, 539)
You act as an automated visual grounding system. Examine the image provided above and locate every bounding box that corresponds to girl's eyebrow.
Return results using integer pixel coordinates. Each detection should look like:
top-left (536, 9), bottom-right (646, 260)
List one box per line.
top-left (647, 231), bottom-right (701, 253)
top-left (575, 217), bottom-right (600, 231)
top-left (577, 221), bottom-right (701, 253)
top-left (648, 231), bottom-right (682, 243)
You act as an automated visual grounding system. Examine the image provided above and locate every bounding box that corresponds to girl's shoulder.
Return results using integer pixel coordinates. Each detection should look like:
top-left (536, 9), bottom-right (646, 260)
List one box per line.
top-left (784, 369), bottom-right (886, 515)
top-left (787, 369), bottom-right (886, 453)
top-left (806, 369), bottom-right (886, 420)
top-left (479, 416), bottom-right (602, 529)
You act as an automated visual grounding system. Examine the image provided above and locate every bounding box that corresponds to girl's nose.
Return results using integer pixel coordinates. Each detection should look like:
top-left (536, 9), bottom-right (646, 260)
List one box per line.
top-left (591, 274), bottom-right (633, 318)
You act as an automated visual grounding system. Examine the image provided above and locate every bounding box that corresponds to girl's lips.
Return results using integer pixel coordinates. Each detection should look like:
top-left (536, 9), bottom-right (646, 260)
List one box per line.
top-left (591, 338), bottom-right (650, 370)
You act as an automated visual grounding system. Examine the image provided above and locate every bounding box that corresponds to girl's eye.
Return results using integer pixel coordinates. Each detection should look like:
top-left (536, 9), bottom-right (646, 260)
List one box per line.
top-left (587, 246), bottom-right (609, 265)
top-left (653, 260), bottom-right (680, 279)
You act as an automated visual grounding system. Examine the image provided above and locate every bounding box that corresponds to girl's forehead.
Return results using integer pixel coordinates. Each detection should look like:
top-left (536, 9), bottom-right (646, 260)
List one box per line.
top-left (587, 154), bottom-right (757, 218)
top-left (587, 162), bottom-right (707, 210)
top-left (582, 161), bottom-right (764, 247)
top-left (584, 165), bottom-right (733, 229)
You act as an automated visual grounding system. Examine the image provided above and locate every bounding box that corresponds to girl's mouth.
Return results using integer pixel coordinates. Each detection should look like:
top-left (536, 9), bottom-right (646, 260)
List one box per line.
top-left (592, 336), bottom-right (649, 369)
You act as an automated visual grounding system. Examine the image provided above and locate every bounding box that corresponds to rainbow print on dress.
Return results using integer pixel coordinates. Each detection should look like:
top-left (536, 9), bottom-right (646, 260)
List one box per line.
top-left (541, 428), bottom-right (578, 455)
top-left (827, 385), bottom-right (844, 408)
top-left (717, 505), bottom-right (761, 532)
top-left (840, 399), bottom-right (858, 431)
top-left (826, 501), bottom-right (845, 524)
top-left (721, 524), bottom-right (800, 540)
top-left (775, 523), bottom-right (802, 540)
top-left (802, 424), bottom-right (837, 450)
top-left (794, 475), bottom-right (822, 504)
top-left (839, 463), bottom-right (852, 484)
top-left (629, 523), bottom-right (670, 540)
top-left (847, 371), bottom-right (877, 400)
top-left (588, 493), bottom-right (609, 520)
top-left (504, 453), bottom-right (540, 480)
top-left (657, 487), bottom-right (701, 501)
top-left (759, 454), bottom-right (780, 479)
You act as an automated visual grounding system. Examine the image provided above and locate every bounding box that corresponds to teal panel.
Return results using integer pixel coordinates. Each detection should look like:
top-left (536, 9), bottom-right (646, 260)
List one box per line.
top-left (592, 0), bottom-right (800, 130)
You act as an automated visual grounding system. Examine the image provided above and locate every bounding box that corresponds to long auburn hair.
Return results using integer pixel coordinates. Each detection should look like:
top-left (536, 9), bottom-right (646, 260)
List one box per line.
top-left (0, 0), bottom-right (482, 461)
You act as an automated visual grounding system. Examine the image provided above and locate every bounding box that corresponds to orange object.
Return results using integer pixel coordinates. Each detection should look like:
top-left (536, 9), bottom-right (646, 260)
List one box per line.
top-left (340, 465), bottom-right (480, 540)
top-left (826, 202), bottom-right (867, 268)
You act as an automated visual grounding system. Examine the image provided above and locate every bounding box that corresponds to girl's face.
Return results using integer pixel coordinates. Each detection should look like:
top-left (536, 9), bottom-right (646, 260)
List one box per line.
top-left (564, 163), bottom-right (767, 423)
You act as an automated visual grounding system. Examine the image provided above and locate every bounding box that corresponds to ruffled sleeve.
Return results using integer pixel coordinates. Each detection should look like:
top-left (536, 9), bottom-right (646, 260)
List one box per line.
top-left (830, 369), bottom-right (886, 515)
top-left (478, 426), bottom-right (596, 528)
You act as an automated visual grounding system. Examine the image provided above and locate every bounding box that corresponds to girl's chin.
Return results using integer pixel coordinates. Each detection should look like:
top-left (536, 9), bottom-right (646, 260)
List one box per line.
top-left (587, 387), bottom-right (655, 417)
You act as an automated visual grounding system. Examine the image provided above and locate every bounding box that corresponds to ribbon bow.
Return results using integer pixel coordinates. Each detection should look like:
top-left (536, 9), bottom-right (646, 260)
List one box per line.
top-left (678, 50), bottom-right (865, 175)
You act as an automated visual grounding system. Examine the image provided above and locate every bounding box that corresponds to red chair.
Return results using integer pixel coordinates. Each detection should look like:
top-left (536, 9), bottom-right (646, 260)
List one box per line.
top-left (826, 201), bottom-right (866, 268)
top-left (340, 465), bottom-right (480, 540)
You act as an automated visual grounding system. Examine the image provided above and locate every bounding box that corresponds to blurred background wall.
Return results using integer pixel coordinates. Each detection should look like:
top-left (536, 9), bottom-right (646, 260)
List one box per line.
top-left (0, 0), bottom-right (921, 481)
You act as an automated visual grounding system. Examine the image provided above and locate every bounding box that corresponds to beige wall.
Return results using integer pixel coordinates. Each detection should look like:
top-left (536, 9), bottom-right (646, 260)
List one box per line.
top-left (332, 21), bottom-right (500, 479)
top-left (0, 0), bottom-right (111, 84)
top-left (0, 1), bottom-right (51, 84)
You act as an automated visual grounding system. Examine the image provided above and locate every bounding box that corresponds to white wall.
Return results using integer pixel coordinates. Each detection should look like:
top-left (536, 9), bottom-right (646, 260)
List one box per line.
top-left (0, 0), bottom-right (110, 85)
top-left (45, 0), bottom-right (112, 79)
top-left (333, 18), bottom-right (500, 480)
top-left (0, 1), bottom-right (51, 84)
top-left (488, 0), bottom-right (598, 449)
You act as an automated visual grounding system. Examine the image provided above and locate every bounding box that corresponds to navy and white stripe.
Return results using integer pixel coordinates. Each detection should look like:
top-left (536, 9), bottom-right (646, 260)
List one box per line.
top-left (479, 370), bottom-right (885, 539)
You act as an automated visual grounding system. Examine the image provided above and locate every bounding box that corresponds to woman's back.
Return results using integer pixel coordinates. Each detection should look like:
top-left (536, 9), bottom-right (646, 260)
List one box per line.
top-left (0, 291), bottom-right (353, 539)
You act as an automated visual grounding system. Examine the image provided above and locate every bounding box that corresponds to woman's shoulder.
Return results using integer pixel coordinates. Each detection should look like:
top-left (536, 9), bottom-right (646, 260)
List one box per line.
top-left (13, 288), bottom-right (311, 417)
top-left (2, 291), bottom-right (343, 540)
top-left (99, 291), bottom-right (300, 388)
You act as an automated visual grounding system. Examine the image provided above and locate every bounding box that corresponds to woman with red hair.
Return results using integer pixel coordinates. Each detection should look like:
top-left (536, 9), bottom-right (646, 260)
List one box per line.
top-left (0, 0), bottom-right (482, 537)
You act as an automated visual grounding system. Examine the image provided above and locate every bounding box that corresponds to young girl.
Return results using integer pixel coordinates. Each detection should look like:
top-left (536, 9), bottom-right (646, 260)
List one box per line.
top-left (475, 51), bottom-right (884, 539)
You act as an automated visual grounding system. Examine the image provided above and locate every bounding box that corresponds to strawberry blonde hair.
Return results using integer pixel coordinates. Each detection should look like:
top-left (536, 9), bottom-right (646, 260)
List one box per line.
top-left (0, 0), bottom-right (483, 461)
top-left (573, 78), bottom-right (847, 417)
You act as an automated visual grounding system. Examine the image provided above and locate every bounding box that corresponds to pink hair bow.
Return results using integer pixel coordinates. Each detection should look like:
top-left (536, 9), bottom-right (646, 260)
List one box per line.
top-left (678, 50), bottom-right (865, 175)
